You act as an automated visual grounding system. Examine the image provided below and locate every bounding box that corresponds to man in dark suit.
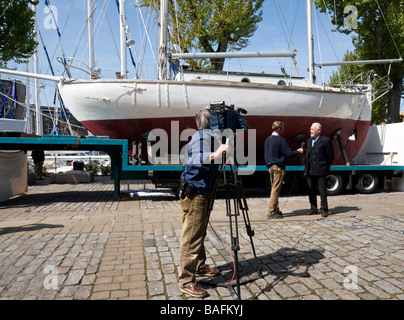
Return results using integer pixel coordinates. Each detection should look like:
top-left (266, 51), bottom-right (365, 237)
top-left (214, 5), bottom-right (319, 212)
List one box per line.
top-left (305, 122), bottom-right (334, 217)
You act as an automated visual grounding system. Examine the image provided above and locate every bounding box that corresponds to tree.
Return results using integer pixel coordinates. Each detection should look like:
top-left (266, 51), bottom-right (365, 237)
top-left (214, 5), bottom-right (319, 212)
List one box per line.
top-left (138, 0), bottom-right (264, 71)
top-left (328, 50), bottom-right (364, 88)
top-left (314, 0), bottom-right (404, 123)
top-left (0, 0), bottom-right (39, 67)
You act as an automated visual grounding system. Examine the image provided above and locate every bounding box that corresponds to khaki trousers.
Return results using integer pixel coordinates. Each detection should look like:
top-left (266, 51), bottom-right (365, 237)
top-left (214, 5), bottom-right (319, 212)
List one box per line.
top-left (178, 192), bottom-right (209, 288)
top-left (268, 165), bottom-right (286, 216)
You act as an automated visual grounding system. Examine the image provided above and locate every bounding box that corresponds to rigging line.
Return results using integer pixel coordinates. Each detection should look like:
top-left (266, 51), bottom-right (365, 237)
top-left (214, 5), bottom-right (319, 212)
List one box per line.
top-left (38, 28), bottom-right (56, 77)
top-left (317, 12), bottom-right (341, 63)
top-left (44, 0), bottom-right (72, 78)
top-left (286, 0), bottom-right (300, 75)
top-left (281, 0), bottom-right (300, 69)
top-left (114, 0), bottom-right (138, 74)
top-left (274, 0), bottom-right (297, 79)
top-left (136, 1), bottom-right (158, 67)
top-left (173, 0), bottom-right (184, 61)
top-left (313, 7), bottom-right (325, 85)
top-left (275, 0), bottom-right (296, 50)
top-left (82, 0), bottom-right (107, 75)
top-left (272, 0), bottom-right (290, 52)
top-left (129, 8), bottom-right (145, 79)
top-left (47, 0), bottom-right (76, 75)
top-left (0, 89), bottom-right (83, 132)
top-left (320, 0), bottom-right (343, 85)
top-left (136, 5), bottom-right (151, 76)
top-left (38, 27), bottom-right (67, 129)
top-left (375, 0), bottom-right (402, 59)
top-left (258, 2), bottom-right (283, 72)
top-left (100, 0), bottom-right (120, 61)
top-left (321, 0), bottom-right (344, 61)
top-left (124, 11), bottom-right (144, 78)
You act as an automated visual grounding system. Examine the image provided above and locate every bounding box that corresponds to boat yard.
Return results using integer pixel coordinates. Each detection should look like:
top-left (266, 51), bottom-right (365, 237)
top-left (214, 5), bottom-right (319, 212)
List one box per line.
top-left (0, 173), bottom-right (403, 302)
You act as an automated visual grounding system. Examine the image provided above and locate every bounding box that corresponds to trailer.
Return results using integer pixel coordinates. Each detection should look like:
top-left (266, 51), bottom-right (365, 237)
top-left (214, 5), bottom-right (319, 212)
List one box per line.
top-left (1, 124), bottom-right (403, 200)
top-left (145, 164), bottom-right (404, 196)
top-left (144, 123), bottom-right (404, 196)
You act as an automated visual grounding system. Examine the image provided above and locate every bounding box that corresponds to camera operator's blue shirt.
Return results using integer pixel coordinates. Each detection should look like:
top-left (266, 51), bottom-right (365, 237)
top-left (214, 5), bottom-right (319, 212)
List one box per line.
top-left (181, 130), bottom-right (219, 194)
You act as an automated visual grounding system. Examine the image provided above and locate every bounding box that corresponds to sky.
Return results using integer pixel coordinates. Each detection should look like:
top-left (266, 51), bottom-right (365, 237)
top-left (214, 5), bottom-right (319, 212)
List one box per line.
top-left (4, 0), bottom-right (403, 111)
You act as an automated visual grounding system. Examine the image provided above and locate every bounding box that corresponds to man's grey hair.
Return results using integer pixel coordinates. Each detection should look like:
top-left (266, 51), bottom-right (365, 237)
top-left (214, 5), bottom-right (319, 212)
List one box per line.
top-left (312, 122), bottom-right (322, 131)
top-left (196, 109), bottom-right (211, 130)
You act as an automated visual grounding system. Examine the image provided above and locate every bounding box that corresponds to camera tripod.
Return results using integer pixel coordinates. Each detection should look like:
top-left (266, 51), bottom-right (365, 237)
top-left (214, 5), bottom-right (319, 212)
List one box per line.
top-left (206, 151), bottom-right (262, 300)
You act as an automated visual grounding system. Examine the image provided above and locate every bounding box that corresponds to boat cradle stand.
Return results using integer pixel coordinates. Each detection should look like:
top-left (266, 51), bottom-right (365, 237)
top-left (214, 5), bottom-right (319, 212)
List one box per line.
top-left (0, 135), bottom-right (175, 201)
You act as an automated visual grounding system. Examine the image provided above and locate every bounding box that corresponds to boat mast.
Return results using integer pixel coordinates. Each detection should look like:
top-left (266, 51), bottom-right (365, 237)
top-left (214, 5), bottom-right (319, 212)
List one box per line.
top-left (32, 4), bottom-right (42, 135)
top-left (25, 61), bottom-right (32, 134)
top-left (306, 0), bottom-right (316, 84)
top-left (119, 0), bottom-right (127, 79)
top-left (87, 0), bottom-right (95, 79)
top-left (158, 0), bottom-right (168, 80)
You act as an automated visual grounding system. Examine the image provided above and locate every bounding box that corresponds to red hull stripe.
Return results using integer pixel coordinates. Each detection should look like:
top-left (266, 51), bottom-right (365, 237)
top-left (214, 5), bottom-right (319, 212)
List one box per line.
top-left (81, 115), bottom-right (370, 165)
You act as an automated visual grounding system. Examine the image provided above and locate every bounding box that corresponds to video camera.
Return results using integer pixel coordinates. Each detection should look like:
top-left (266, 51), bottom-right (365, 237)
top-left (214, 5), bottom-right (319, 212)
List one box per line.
top-left (208, 101), bottom-right (249, 132)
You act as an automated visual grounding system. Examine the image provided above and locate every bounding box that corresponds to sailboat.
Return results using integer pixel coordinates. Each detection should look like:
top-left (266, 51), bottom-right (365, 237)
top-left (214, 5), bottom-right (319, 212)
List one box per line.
top-left (1, 0), bottom-right (400, 166)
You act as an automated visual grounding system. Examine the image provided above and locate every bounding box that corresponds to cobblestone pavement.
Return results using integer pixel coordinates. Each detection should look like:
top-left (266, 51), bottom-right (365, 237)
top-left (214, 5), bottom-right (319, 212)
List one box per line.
top-left (0, 176), bottom-right (403, 300)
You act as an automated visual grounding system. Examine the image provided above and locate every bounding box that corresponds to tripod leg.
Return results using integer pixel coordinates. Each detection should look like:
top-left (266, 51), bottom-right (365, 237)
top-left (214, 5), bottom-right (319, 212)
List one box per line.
top-left (235, 170), bottom-right (262, 277)
top-left (222, 161), bottom-right (243, 299)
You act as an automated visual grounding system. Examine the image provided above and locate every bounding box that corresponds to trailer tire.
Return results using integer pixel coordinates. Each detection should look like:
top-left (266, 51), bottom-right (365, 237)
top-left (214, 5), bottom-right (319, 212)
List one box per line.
top-left (355, 173), bottom-right (378, 194)
top-left (326, 173), bottom-right (344, 196)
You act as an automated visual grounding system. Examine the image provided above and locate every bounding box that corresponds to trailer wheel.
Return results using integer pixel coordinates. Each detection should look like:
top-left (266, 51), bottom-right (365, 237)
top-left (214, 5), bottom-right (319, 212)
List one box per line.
top-left (326, 173), bottom-right (343, 196)
top-left (355, 173), bottom-right (378, 194)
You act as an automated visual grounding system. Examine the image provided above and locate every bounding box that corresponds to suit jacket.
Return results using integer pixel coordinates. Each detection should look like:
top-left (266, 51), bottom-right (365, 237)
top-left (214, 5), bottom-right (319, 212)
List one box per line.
top-left (305, 135), bottom-right (334, 176)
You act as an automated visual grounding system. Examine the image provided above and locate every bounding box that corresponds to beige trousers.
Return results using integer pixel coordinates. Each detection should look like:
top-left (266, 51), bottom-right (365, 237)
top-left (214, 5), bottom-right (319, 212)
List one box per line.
top-left (178, 192), bottom-right (209, 288)
top-left (268, 165), bottom-right (286, 216)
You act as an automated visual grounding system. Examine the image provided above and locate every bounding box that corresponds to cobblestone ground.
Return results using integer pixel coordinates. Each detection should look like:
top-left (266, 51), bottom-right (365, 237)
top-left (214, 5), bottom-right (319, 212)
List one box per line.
top-left (0, 176), bottom-right (403, 300)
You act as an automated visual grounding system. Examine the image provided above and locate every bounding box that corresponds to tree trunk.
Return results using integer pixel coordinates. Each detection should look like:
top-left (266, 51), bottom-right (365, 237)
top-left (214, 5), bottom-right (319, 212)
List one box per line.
top-left (386, 76), bottom-right (403, 123)
top-left (210, 32), bottom-right (229, 71)
top-left (211, 58), bottom-right (225, 71)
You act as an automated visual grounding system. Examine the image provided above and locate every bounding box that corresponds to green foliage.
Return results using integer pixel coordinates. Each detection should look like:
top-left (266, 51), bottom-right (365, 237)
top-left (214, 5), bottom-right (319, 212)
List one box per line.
top-left (314, 0), bottom-right (404, 124)
top-left (328, 50), bottom-right (364, 87)
top-left (85, 162), bottom-right (100, 176)
top-left (0, 0), bottom-right (39, 66)
top-left (100, 165), bottom-right (111, 176)
top-left (138, 0), bottom-right (264, 70)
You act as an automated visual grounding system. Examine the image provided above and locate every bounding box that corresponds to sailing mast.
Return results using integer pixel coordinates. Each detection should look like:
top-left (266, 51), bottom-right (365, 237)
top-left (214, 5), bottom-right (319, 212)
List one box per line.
top-left (306, 0), bottom-right (316, 84)
top-left (158, 0), bottom-right (168, 80)
top-left (87, 0), bottom-right (95, 79)
top-left (119, 0), bottom-right (127, 79)
top-left (32, 4), bottom-right (42, 136)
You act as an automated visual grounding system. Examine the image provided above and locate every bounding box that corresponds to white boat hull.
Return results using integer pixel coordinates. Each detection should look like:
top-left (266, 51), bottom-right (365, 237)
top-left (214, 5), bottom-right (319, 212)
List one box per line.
top-left (57, 78), bottom-right (372, 165)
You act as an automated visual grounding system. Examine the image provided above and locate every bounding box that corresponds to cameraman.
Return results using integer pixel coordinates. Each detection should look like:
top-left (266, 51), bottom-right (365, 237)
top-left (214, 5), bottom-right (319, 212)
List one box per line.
top-left (178, 109), bottom-right (228, 298)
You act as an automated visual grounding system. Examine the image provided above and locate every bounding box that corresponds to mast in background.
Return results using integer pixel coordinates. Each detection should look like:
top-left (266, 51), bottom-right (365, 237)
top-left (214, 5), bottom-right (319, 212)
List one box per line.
top-left (119, 0), bottom-right (127, 79)
top-left (32, 4), bottom-right (42, 135)
top-left (306, 0), bottom-right (316, 84)
top-left (158, 0), bottom-right (168, 80)
top-left (87, 0), bottom-right (95, 79)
